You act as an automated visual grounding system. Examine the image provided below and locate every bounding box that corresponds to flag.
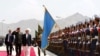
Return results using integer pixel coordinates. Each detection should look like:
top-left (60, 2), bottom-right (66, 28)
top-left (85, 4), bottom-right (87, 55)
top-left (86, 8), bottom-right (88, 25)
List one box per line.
top-left (38, 24), bottom-right (43, 36)
top-left (41, 7), bottom-right (55, 49)
top-left (35, 30), bottom-right (38, 39)
top-left (35, 30), bottom-right (41, 56)
top-left (55, 23), bottom-right (60, 29)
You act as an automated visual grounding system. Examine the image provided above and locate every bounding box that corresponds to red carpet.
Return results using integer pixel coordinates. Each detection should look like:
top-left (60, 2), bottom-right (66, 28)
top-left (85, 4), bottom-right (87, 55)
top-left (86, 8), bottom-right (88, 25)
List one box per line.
top-left (0, 47), bottom-right (36, 56)
top-left (30, 47), bottom-right (36, 56)
top-left (0, 51), bottom-right (7, 56)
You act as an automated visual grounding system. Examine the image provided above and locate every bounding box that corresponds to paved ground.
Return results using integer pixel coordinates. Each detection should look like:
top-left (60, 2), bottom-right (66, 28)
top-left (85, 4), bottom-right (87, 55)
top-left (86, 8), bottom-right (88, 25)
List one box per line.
top-left (0, 46), bottom-right (57, 56)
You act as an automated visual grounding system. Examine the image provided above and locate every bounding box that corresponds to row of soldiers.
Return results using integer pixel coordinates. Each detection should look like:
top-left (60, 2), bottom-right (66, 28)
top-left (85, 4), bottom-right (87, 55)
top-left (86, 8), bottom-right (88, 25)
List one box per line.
top-left (49, 16), bottom-right (100, 56)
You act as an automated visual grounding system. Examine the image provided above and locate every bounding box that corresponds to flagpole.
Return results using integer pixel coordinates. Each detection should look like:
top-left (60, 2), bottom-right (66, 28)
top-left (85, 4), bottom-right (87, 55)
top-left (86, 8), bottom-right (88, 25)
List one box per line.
top-left (42, 5), bottom-right (47, 56)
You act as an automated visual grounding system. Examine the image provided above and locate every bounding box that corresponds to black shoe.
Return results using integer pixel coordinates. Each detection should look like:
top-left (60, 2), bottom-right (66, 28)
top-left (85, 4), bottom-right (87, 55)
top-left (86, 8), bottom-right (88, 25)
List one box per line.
top-left (7, 54), bottom-right (9, 56)
top-left (9, 53), bottom-right (12, 55)
top-left (16, 54), bottom-right (18, 56)
top-left (9, 54), bottom-right (12, 56)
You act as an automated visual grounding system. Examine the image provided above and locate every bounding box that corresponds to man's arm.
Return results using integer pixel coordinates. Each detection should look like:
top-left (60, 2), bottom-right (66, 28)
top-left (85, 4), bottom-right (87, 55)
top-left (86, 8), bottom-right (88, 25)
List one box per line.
top-left (12, 35), bottom-right (15, 44)
top-left (5, 34), bottom-right (8, 45)
top-left (30, 34), bottom-right (32, 45)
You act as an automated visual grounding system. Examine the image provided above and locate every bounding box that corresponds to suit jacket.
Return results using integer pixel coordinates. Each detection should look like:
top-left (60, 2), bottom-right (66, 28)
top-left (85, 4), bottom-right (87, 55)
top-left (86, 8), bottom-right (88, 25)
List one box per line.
top-left (22, 34), bottom-right (31, 46)
top-left (12, 31), bottom-right (23, 44)
top-left (5, 34), bottom-right (14, 45)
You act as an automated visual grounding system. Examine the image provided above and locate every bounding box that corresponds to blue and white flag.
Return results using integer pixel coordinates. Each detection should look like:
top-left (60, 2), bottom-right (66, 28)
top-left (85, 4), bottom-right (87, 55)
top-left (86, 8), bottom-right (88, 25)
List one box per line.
top-left (41, 7), bottom-right (55, 49)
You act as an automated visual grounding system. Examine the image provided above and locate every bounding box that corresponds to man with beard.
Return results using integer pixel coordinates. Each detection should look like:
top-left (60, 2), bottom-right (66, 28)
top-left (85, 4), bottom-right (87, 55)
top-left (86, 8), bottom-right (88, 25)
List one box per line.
top-left (12, 28), bottom-right (23, 56)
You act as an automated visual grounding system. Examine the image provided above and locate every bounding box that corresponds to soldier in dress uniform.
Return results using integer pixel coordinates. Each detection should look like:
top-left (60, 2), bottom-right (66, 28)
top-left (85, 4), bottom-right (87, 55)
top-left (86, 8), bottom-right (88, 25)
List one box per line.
top-left (89, 17), bottom-right (99, 56)
top-left (80, 23), bottom-right (86, 56)
top-left (75, 24), bottom-right (79, 56)
top-left (67, 27), bottom-right (71, 56)
top-left (71, 26), bottom-right (76, 56)
top-left (68, 27), bottom-right (74, 56)
top-left (97, 18), bottom-right (100, 55)
top-left (66, 27), bottom-right (71, 56)
top-left (85, 20), bottom-right (93, 56)
top-left (94, 17), bottom-right (100, 56)
top-left (62, 37), bottom-right (68, 56)
top-left (77, 22), bottom-right (85, 56)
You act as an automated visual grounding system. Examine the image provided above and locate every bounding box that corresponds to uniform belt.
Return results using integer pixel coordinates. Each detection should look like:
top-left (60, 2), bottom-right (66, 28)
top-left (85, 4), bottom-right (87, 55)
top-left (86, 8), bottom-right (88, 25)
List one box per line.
top-left (79, 42), bottom-right (81, 44)
top-left (86, 35), bottom-right (90, 39)
top-left (87, 41), bottom-right (90, 44)
top-left (83, 42), bottom-right (85, 44)
top-left (92, 36), bottom-right (98, 39)
top-left (68, 42), bottom-right (70, 43)
top-left (96, 41), bottom-right (99, 45)
top-left (75, 41), bottom-right (77, 43)
top-left (78, 37), bottom-right (81, 40)
top-left (95, 36), bottom-right (98, 39)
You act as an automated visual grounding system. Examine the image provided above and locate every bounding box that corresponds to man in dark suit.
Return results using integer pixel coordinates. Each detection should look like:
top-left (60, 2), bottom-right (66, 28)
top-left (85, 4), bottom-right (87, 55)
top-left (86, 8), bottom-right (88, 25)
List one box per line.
top-left (63, 37), bottom-right (68, 56)
top-left (22, 29), bottom-right (32, 56)
top-left (12, 27), bottom-right (23, 56)
top-left (5, 29), bottom-right (14, 56)
top-left (22, 29), bottom-right (31, 46)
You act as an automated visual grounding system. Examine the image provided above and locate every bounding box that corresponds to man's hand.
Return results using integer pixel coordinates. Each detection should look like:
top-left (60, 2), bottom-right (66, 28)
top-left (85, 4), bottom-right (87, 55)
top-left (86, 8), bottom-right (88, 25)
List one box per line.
top-left (12, 46), bottom-right (14, 51)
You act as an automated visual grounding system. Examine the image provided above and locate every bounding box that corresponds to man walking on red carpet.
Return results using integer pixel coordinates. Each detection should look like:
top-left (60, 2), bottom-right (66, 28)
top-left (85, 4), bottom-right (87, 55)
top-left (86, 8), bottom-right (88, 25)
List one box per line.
top-left (22, 28), bottom-right (32, 56)
top-left (5, 29), bottom-right (14, 56)
top-left (12, 28), bottom-right (23, 56)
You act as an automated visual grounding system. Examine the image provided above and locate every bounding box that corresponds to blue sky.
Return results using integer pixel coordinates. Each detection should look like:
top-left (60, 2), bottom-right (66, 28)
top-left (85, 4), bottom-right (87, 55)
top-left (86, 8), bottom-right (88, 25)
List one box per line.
top-left (0, 0), bottom-right (100, 24)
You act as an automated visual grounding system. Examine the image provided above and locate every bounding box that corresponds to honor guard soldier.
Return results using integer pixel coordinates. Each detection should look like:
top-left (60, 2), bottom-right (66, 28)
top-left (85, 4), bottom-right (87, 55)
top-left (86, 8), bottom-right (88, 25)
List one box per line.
top-left (89, 17), bottom-right (99, 56)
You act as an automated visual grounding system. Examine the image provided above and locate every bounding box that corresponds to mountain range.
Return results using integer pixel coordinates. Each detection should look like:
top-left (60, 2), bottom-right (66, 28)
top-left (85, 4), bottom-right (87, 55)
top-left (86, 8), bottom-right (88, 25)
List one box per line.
top-left (0, 13), bottom-right (90, 37)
